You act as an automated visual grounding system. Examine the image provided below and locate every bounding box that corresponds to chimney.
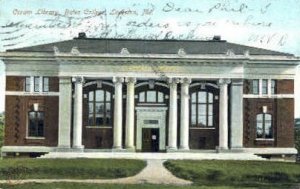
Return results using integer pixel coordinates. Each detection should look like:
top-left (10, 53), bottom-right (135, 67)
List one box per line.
top-left (78, 32), bottom-right (87, 39)
top-left (213, 35), bottom-right (221, 41)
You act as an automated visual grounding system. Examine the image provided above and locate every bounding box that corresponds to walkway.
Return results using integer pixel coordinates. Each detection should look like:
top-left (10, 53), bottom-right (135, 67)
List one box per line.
top-left (0, 159), bottom-right (192, 185)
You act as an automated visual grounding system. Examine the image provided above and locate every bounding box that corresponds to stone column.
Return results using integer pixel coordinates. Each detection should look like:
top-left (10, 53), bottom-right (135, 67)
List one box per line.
top-left (168, 78), bottom-right (179, 151)
top-left (57, 77), bottom-right (72, 150)
top-left (125, 77), bottom-right (136, 150)
top-left (72, 76), bottom-right (84, 150)
top-left (179, 78), bottom-right (191, 150)
top-left (113, 77), bottom-right (124, 150)
top-left (230, 79), bottom-right (244, 149)
top-left (218, 78), bottom-right (231, 150)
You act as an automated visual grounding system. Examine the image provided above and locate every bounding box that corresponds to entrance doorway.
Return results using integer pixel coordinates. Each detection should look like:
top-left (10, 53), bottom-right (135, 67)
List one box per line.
top-left (135, 106), bottom-right (167, 152)
top-left (142, 128), bottom-right (159, 152)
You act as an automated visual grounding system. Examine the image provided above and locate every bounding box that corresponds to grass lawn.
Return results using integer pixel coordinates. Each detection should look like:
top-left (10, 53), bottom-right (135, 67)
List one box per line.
top-left (0, 158), bottom-right (146, 180)
top-left (164, 160), bottom-right (300, 188)
top-left (0, 183), bottom-right (298, 189)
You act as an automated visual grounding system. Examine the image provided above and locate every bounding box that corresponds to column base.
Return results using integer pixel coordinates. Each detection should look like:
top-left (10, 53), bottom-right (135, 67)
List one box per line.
top-left (55, 146), bottom-right (72, 152)
top-left (178, 146), bottom-right (190, 152)
top-left (112, 146), bottom-right (124, 152)
top-left (216, 146), bottom-right (229, 153)
top-left (72, 145), bottom-right (84, 152)
top-left (124, 146), bottom-right (136, 152)
top-left (166, 146), bottom-right (178, 152)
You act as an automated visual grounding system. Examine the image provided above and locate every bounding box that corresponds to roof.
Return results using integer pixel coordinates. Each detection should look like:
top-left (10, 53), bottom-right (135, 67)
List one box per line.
top-left (6, 36), bottom-right (293, 56)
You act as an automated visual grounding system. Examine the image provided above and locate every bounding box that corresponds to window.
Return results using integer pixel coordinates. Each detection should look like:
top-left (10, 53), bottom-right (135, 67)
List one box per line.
top-left (251, 80), bottom-right (259, 94)
top-left (256, 113), bottom-right (273, 139)
top-left (191, 91), bottom-right (214, 127)
top-left (262, 79), bottom-right (268, 94)
top-left (138, 90), bottom-right (165, 103)
top-left (43, 77), bottom-right (49, 92)
top-left (34, 76), bottom-right (40, 92)
top-left (25, 77), bottom-right (31, 92)
top-left (28, 111), bottom-right (44, 137)
top-left (24, 76), bottom-right (50, 92)
top-left (88, 89), bottom-right (112, 126)
top-left (271, 80), bottom-right (276, 94)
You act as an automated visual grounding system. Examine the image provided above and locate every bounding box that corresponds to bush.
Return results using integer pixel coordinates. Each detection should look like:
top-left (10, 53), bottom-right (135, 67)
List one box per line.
top-left (295, 128), bottom-right (300, 154)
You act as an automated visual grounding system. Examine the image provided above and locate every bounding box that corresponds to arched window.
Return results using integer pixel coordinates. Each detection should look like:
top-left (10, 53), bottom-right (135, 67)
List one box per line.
top-left (256, 113), bottom-right (273, 139)
top-left (138, 90), bottom-right (165, 103)
top-left (190, 91), bottom-right (214, 127)
top-left (88, 89), bottom-right (112, 126)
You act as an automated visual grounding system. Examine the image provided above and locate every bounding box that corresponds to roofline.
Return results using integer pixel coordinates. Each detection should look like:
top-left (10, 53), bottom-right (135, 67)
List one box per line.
top-left (0, 51), bottom-right (299, 64)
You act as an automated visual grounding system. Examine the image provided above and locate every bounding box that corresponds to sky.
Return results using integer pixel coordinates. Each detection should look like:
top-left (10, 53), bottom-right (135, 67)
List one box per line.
top-left (0, 0), bottom-right (299, 116)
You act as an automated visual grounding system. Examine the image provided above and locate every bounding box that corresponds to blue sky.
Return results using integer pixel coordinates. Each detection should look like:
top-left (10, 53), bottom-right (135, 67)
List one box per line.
top-left (0, 0), bottom-right (300, 114)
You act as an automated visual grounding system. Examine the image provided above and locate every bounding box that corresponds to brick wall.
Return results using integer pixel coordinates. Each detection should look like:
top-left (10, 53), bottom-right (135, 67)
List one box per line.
top-left (4, 96), bottom-right (59, 146)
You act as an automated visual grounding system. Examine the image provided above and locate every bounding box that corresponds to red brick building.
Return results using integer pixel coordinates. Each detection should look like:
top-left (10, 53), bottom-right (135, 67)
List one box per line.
top-left (0, 34), bottom-right (299, 157)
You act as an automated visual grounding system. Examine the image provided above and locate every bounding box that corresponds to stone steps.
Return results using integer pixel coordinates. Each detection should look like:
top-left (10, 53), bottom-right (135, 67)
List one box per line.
top-left (39, 152), bottom-right (266, 161)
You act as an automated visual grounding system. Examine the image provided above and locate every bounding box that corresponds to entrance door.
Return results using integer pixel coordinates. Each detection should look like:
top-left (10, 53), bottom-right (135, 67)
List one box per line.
top-left (142, 128), bottom-right (159, 152)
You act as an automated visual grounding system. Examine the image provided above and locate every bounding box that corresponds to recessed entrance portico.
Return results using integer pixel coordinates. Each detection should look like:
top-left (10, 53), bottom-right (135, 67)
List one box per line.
top-left (136, 106), bottom-right (167, 152)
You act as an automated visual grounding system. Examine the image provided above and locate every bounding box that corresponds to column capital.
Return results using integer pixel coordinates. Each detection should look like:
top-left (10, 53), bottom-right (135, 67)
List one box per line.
top-left (231, 79), bottom-right (243, 86)
top-left (72, 76), bottom-right (84, 84)
top-left (125, 77), bottom-right (137, 84)
top-left (168, 78), bottom-right (180, 85)
top-left (218, 78), bottom-right (231, 86)
top-left (113, 77), bottom-right (124, 84)
top-left (180, 78), bottom-right (192, 84)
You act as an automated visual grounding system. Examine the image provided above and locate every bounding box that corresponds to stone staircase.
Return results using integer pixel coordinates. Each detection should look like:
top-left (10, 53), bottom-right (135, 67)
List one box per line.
top-left (39, 152), bottom-right (266, 161)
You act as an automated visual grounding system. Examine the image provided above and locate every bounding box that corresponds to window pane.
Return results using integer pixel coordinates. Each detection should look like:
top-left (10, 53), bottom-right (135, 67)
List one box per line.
top-left (257, 114), bottom-right (263, 121)
top-left (208, 115), bottom-right (213, 126)
top-left (265, 120), bottom-right (272, 138)
top-left (38, 119), bottom-right (44, 137)
top-left (95, 103), bottom-right (104, 114)
top-left (271, 80), bottom-right (276, 94)
top-left (139, 92), bottom-right (145, 102)
top-left (43, 77), bottom-right (49, 92)
top-left (198, 116), bottom-right (206, 126)
top-left (106, 91), bottom-right (111, 101)
top-left (252, 80), bottom-right (259, 94)
top-left (95, 115), bottom-right (103, 125)
top-left (95, 90), bottom-right (104, 102)
top-left (29, 112), bottom-right (35, 119)
top-left (191, 115), bottom-right (196, 126)
top-left (198, 104), bottom-right (206, 115)
top-left (37, 112), bottom-right (44, 120)
top-left (265, 114), bottom-right (272, 121)
top-left (106, 102), bottom-right (111, 115)
top-left (158, 92), bottom-right (164, 102)
top-left (25, 77), bottom-right (31, 92)
top-left (208, 93), bottom-right (213, 103)
top-left (29, 119), bottom-right (36, 136)
top-left (147, 91), bottom-right (156, 102)
top-left (34, 77), bottom-right (40, 92)
top-left (89, 91), bottom-right (94, 101)
top-left (191, 93), bottom-right (196, 103)
top-left (208, 104), bottom-right (213, 116)
top-left (88, 115), bottom-right (94, 125)
top-left (88, 103), bottom-right (94, 114)
top-left (198, 92), bottom-right (206, 103)
top-left (191, 104), bottom-right (197, 115)
top-left (256, 122), bottom-right (263, 138)
top-left (262, 79), bottom-right (268, 94)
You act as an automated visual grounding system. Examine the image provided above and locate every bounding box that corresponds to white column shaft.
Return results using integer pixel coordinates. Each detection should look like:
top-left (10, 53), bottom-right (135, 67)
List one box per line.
top-left (73, 78), bottom-right (83, 149)
top-left (113, 80), bottom-right (123, 149)
top-left (180, 81), bottom-right (190, 150)
top-left (230, 80), bottom-right (243, 149)
top-left (168, 81), bottom-right (178, 150)
top-left (219, 82), bottom-right (229, 150)
top-left (58, 78), bottom-right (72, 149)
top-left (125, 79), bottom-right (135, 149)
